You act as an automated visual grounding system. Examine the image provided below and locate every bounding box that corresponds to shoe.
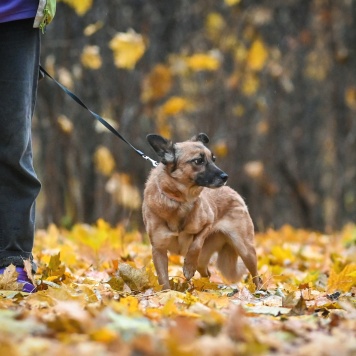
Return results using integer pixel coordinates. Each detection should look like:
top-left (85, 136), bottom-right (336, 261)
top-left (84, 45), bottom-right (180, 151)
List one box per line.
top-left (0, 266), bottom-right (37, 293)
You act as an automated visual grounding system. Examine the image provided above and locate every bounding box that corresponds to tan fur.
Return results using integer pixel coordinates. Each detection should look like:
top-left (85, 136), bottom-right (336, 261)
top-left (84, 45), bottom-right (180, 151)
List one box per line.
top-left (142, 134), bottom-right (261, 290)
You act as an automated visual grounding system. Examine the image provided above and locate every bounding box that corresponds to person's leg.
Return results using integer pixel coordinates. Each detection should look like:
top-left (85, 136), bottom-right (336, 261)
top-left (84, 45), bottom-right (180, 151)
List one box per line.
top-left (0, 19), bottom-right (41, 272)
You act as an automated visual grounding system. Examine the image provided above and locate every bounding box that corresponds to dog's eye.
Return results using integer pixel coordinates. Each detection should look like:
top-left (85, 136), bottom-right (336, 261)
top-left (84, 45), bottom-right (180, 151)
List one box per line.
top-left (193, 158), bottom-right (204, 165)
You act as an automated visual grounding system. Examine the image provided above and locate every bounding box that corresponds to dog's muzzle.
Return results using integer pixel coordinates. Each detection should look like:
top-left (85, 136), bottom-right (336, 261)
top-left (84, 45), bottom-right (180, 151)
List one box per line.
top-left (196, 167), bottom-right (229, 188)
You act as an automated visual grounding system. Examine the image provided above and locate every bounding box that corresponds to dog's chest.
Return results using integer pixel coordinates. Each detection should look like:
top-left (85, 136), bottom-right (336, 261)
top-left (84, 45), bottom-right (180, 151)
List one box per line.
top-left (166, 204), bottom-right (202, 235)
top-left (161, 201), bottom-right (212, 255)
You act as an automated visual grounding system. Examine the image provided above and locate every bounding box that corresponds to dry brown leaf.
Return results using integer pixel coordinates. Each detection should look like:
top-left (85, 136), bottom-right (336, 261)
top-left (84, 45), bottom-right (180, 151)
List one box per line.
top-left (0, 264), bottom-right (22, 291)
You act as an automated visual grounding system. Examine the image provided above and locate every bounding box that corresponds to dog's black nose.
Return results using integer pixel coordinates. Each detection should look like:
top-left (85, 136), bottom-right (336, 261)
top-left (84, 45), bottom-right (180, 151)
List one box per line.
top-left (220, 173), bottom-right (228, 182)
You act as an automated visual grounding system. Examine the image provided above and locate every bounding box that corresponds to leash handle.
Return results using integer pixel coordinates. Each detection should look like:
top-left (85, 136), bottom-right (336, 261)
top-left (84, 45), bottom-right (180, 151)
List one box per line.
top-left (39, 65), bottom-right (158, 167)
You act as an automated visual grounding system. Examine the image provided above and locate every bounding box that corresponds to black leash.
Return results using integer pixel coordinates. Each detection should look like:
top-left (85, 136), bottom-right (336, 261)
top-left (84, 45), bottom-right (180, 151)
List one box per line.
top-left (39, 65), bottom-right (158, 167)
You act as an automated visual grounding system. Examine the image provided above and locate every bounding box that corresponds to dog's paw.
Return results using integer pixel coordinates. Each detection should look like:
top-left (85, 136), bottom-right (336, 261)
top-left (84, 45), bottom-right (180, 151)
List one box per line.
top-left (253, 276), bottom-right (263, 290)
top-left (183, 262), bottom-right (196, 281)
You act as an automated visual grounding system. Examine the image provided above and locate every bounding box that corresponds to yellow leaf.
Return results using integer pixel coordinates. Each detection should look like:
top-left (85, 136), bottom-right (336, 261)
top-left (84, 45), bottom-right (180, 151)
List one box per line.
top-left (160, 96), bottom-right (190, 116)
top-left (169, 254), bottom-right (183, 265)
top-left (43, 253), bottom-right (66, 281)
top-left (232, 104), bottom-right (245, 117)
top-left (161, 297), bottom-right (180, 317)
top-left (247, 38), bottom-right (268, 71)
top-left (205, 12), bottom-right (225, 40)
top-left (57, 115), bottom-right (73, 134)
top-left (304, 50), bottom-right (331, 81)
top-left (158, 124), bottom-right (172, 140)
top-left (242, 72), bottom-right (259, 96)
top-left (48, 252), bottom-right (62, 271)
top-left (246, 274), bottom-right (257, 293)
top-left (83, 21), bottom-right (104, 36)
top-left (60, 0), bottom-right (93, 16)
top-left (225, 0), bottom-right (241, 5)
top-left (183, 292), bottom-right (199, 306)
top-left (116, 296), bottom-right (140, 314)
top-left (59, 244), bottom-right (78, 267)
top-left (145, 262), bottom-right (162, 291)
top-left (270, 245), bottom-right (295, 265)
top-left (234, 43), bottom-right (248, 63)
top-left (94, 146), bottom-right (116, 176)
top-left (192, 278), bottom-right (219, 291)
top-left (90, 328), bottom-right (118, 343)
top-left (186, 53), bottom-right (220, 72)
top-left (345, 87), bottom-right (356, 110)
top-left (328, 263), bottom-right (356, 292)
top-left (81, 45), bottom-right (102, 70)
top-left (141, 64), bottom-right (173, 102)
top-left (212, 140), bottom-right (228, 158)
top-left (109, 29), bottom-right (146, 70)
top-left (107, 276), bottom-right (125, 291)
top-left (194, 291), bottom-right (230, 309)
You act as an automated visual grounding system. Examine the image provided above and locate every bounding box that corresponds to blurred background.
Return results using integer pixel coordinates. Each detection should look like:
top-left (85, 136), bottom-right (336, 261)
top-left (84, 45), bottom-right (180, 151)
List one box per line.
top-left (34, 0), bottom-right (356, 232)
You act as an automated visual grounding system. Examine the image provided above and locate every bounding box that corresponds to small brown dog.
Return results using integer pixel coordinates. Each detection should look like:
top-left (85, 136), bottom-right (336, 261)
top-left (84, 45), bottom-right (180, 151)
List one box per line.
top-left (142, 133), bottom-right (260, 290)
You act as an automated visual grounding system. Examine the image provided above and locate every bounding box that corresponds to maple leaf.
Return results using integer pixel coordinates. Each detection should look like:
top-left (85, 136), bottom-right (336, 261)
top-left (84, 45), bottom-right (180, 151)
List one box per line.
top-left (327, 263), bottom-right (356, 292)
top-left (41, 253), bottom-right (66, 283)
top-left (0, 264), bottom-right (23, 291)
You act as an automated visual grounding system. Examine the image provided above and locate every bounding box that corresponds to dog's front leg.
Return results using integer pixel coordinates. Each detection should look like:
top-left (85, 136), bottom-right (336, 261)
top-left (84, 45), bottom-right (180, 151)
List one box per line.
top-left (183, 227), bottom-right (210, 281)
top-left (152, 247), bottom-right (170, 289)
top-left (152, 247), bottom-right (170, 290)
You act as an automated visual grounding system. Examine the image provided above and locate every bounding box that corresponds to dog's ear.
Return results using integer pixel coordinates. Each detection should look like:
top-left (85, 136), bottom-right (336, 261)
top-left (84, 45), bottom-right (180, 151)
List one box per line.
top-left (147, 134), bottom-right (175, 165)
top-left (191, 133), bottom-right (209, 144)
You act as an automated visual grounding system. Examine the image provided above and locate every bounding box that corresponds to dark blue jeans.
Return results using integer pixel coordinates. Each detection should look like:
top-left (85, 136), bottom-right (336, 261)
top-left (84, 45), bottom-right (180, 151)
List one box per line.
top-left (0, 19), bottom-right (41, 271)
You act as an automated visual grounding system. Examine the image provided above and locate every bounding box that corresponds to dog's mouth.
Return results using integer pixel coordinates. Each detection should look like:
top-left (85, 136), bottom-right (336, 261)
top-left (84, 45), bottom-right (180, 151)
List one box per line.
top-left (196, 172), bottom-right (228, 188)
top-left (211, 179), bottom-right (228, 188)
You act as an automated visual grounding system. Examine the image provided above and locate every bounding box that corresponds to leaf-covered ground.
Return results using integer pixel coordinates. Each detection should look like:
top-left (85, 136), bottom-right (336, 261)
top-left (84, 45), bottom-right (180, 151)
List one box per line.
top-left (0, 220), bottom-right (355, 355)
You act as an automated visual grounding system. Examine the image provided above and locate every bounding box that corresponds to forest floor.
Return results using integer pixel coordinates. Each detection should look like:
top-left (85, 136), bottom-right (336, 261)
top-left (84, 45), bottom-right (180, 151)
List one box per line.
top-left (0, 220), bottom-right (355, 355)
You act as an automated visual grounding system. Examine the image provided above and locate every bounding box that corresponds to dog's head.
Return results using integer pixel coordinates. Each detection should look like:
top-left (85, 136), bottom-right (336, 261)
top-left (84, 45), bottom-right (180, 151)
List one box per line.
top-left (147, 133), bottom-right (228, 188)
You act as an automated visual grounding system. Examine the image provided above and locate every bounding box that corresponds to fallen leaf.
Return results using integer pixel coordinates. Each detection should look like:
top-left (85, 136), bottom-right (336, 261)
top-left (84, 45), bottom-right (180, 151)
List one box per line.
top-left (118, 263), bottom-right (151, 291)
top-left (0, 265), bottom-right (23, 291)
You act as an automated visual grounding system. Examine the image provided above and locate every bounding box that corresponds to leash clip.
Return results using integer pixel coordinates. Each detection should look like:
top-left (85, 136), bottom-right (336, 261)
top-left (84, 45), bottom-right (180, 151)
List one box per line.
top-left (142, 155), bottom-right (159, 167)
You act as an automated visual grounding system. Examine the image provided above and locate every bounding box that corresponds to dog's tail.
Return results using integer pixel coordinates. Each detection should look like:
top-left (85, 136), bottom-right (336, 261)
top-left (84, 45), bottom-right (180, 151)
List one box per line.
top-left (216, 244), bottom-right (246, 282)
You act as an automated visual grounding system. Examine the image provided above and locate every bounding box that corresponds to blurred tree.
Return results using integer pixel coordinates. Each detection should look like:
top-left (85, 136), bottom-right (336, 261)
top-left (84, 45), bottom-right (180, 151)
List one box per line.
top-left (34, 0), bottom-right (356, 231)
